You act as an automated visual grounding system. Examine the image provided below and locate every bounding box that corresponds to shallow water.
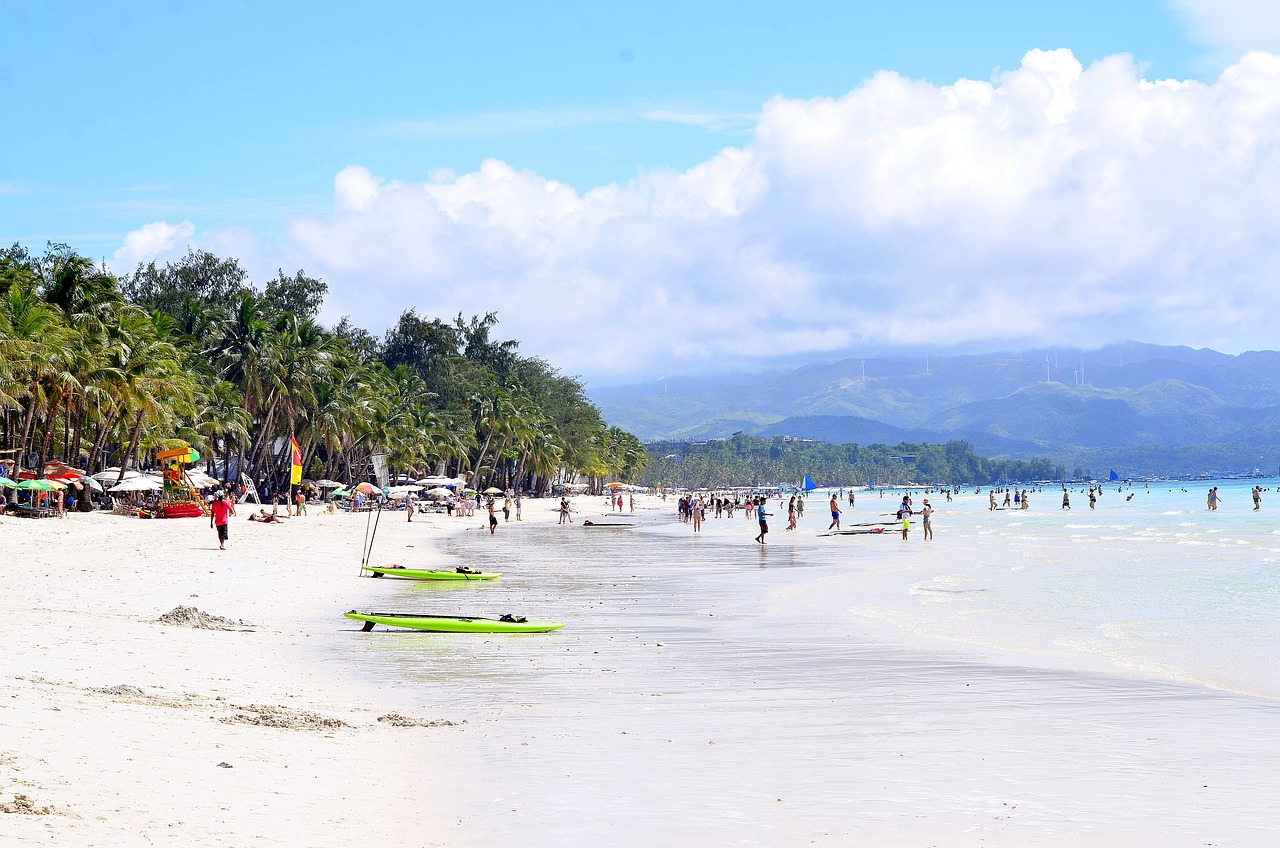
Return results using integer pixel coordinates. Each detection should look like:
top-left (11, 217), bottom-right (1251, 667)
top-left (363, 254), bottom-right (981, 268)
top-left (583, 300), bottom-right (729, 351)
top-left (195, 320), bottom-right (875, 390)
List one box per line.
top-left (326, 485), bottom-right (1280, 846)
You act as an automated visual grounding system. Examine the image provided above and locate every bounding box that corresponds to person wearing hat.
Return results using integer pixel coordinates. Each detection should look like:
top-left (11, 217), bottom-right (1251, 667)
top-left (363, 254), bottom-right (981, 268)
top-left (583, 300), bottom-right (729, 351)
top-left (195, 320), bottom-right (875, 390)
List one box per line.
top-left (921, 498), bottom-right (933, 541)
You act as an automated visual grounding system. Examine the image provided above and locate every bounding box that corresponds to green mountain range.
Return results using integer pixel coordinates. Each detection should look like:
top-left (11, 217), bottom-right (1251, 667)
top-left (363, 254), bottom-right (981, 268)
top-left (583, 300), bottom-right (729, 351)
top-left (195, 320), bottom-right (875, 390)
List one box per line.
top-left (592, 344), bottom-right (1280, 476)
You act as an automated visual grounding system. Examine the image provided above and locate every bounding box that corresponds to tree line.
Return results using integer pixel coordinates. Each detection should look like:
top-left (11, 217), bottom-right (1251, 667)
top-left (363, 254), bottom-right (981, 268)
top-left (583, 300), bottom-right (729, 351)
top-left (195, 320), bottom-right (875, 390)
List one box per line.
top-left (0, 242), bottom-right (646, 493)
top-left (637, 433), bottom-right (1060, 489)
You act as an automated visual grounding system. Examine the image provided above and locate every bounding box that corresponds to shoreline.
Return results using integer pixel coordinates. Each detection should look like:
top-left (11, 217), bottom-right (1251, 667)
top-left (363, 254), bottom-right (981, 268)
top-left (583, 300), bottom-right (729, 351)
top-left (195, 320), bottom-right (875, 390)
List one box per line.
top-left (6, 492), bottom-right (1280, 846)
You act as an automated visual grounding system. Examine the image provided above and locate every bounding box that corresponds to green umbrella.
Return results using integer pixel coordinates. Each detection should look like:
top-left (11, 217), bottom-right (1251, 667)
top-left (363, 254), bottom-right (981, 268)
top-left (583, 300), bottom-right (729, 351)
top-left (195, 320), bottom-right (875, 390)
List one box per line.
top-left (16, 479), bottom-right (52, 491)
top-left (0, 477), bottom-right (16, 487)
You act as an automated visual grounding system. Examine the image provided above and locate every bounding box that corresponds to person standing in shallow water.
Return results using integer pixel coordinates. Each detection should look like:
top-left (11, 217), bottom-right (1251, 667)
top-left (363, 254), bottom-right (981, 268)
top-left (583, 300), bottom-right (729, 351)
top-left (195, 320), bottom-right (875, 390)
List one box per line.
top-left (755, 497), bottom-right (771, 544)
top-left (1062, 489), bottom-right (1070, 510)
top-left (921, 498), bottom-right (933, 541)
top-left (828, 494), bottom-right (842, 530)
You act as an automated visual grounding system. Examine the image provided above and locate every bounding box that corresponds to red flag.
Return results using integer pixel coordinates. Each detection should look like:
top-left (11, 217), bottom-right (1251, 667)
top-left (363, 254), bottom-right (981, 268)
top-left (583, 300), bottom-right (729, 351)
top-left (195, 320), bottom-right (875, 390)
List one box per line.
top-left (290, 437), bottom-right (303, 485)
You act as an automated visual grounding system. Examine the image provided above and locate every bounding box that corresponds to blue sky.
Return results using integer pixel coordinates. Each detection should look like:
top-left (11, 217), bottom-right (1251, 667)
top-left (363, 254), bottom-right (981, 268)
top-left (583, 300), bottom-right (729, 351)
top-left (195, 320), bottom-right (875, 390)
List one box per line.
top-left (5, 1), bottom-right (1280, 382)
top-left (2, 0), bottom-right (1197, 251)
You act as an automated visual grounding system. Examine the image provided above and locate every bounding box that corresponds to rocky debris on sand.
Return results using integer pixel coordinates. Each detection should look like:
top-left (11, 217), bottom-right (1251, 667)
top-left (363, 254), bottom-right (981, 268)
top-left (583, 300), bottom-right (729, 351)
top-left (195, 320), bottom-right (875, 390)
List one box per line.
top-left (1, 794), bottom-right (61, 815)
top-left (376, 713), bottom-right (464, 728)
top-left (155, 606), bottom-right (253, 631)
top-left (221, 704), bottom-right (348, 730)
top-left (94, 684), bottom-right (147, 697)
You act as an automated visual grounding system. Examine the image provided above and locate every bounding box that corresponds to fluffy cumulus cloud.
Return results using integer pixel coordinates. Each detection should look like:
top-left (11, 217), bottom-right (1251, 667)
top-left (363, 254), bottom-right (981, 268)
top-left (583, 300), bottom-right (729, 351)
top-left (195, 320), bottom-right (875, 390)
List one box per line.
top-left (135, 49), bottom-right (1280, 379)
top-left (113, 219), bottom-right (195, 267)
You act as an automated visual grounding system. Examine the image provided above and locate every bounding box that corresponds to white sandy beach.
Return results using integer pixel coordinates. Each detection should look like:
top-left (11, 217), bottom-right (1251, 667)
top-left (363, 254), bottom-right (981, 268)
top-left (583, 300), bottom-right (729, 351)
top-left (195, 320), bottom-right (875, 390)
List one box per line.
top-left (5, 490), bottom-right (1280, 847)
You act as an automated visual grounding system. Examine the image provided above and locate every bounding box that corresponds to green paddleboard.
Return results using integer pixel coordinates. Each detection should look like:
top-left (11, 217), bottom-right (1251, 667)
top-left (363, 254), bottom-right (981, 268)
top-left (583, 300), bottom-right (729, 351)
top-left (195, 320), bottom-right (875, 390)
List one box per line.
top-left (362, 565), bottom-right (501, 580)
top-left (345, 611), bottom-right (564, 633)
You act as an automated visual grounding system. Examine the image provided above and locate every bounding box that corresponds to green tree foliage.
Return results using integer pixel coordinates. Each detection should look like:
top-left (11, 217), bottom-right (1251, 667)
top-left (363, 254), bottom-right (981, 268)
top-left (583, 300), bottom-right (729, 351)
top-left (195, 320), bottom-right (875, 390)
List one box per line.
top-left (1, 243), bottom-right (641, 495)
top-left (638, 435), bottom-right (1058, 489)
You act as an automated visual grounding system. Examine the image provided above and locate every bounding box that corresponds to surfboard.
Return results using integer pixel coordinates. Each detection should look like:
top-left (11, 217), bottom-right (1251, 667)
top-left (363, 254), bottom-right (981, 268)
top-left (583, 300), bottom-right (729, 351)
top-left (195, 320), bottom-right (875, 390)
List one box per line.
top-left (362, 565), bottom-right (500, 580)
top-left (344, 611), bottom-right (564, 633)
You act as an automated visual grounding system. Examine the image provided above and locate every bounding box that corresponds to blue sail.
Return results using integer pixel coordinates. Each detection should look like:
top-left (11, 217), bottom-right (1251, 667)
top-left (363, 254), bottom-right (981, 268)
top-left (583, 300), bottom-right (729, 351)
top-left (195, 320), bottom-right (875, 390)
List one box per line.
top-left (802, 475), bottom-right (817, 491)
top-left (1109, 469), bottom-right (1119, 481)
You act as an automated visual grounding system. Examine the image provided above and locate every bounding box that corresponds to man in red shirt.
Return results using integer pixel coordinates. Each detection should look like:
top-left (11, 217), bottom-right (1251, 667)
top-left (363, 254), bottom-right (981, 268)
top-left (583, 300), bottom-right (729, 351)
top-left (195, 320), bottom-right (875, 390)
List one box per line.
top-left (210, 493), bottom-right (236, 550)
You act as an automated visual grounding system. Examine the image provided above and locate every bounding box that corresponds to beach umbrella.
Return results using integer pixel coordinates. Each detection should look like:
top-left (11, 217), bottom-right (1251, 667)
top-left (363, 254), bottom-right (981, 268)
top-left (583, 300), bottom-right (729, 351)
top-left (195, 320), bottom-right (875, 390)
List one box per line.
top-left (386, 484), bottom-right (421, 496)
top-left (77, 475), bottom-right (103, 492)
top-left (353, 482), bottom-right (377, 495)
top-left (315, 479), bottom-right (342, 488)
top-left (329, 487), bottom-right (350, 498)
top-left (16, 479), bottom-right (53, 491)
top-left (92, 468), bottom-right (140, 485)
top-left (0, 476), bottom-right (16, 487)
top-left (109, 476), bottom-right (161, 493)
top-left (426, 487), bottom-right (453, 498)
top-left (483, 487), bottom-right (504, 495)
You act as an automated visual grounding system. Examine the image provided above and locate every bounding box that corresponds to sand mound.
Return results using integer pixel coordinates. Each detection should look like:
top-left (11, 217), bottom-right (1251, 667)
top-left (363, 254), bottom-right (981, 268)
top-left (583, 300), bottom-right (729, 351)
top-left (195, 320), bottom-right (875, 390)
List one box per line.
top-left (376, 713), bottom-right (463, 728)
top-left (94, 684), bottom-right (147, 697)
top-left (156, 606), bottom-right (252, 631)
top-left (221, 704), bottom-right (348, 730)
top-left (1, 794), bottom-right (62, 815)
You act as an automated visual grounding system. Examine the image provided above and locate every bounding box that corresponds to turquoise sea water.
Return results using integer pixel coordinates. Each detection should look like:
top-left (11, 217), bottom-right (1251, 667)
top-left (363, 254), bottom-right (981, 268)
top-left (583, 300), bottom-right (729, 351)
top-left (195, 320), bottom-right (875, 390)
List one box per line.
top-left (327, 481), bottom-right (1280, 845)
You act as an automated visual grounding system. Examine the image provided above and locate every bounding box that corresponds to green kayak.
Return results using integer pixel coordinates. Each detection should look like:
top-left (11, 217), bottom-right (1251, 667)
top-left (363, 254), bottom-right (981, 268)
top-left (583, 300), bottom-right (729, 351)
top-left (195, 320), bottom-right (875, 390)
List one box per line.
top-left (345, 610), bottom-right (564, 633)
top-left (362, 565), bottom-right (501, 581)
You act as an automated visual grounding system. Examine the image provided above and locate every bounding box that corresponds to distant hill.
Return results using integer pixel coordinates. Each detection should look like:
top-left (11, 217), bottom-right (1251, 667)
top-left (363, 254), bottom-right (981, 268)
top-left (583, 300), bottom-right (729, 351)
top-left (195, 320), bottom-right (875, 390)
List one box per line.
top-left (591, 343), bottom-right (1280, 476)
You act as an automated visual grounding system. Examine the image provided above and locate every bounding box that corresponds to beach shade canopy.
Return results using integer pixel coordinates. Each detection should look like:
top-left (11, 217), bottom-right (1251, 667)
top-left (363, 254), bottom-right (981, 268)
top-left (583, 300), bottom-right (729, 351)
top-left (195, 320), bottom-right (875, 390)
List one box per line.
top-left (385, 484), bottom-right (421, 496)
top-left (315, 479), bottom-right (343, 488)
top-left (16, 479), bottom-right (54, 491)
top-left (414, 475), bottom-right (464, 487)
top-left (109, 476), bottom-right (162, 493)
top-left (482, 487), bottom-right (505, 495)
top-left (42, 479), bottom-right (68, 490)
top-left (185, 470), bottom-right (219, 488)
top-left (0, 476), bottom-right (17, 487)
top-left (92, 468), bottom-right (141, 485)
top-left (77, 475), bottom-right (103, 492)
top-left (426, 487), bottom-right (454, 498)
top-left (353, 482), bottom-right (377, 495)
top-left (329, 487), bottom-right (350, 498)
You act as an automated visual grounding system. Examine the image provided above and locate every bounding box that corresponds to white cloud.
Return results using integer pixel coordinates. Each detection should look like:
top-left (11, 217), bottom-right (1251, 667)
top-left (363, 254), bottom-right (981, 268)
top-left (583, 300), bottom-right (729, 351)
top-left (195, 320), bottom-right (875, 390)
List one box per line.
top-left (112, 220), bottom-right (195, 268)
top-left (130, 49), bottom-right (1280, 380)
top-left (1171, 0), bottom-right (1280, 66)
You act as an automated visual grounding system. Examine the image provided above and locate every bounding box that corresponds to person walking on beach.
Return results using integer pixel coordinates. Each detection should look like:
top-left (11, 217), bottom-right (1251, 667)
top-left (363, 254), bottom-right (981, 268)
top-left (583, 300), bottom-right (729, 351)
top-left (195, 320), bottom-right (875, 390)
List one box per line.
top-left (796, 496), bottom-right (804, 519)
top-left (559, 498), bottom-right (571, 524)
top-left (503, 495), bottom-right (511, 522)
top-left (1062, 489), bottom-right (1070, 510)
top-left (897, 497), bottom-right (913, 540)
top-left (488, 499), bottom-right (498, 534)
top-left (295, 489), bottom-right (307, 516)
top-left (515, 493), bottom-right (523, 521)
top-left (755, 498), bottom-right (771, 544)
top-left (828, 494), bottom-right (842, 531)
top-left (921, 499), bottom-right (933, 541)
top-left (786, 496), bottom-right (797, 531)
top-left (210, 492), bottom-right (235, 550)
top-left (692, 497), bottom-right (703, 532)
